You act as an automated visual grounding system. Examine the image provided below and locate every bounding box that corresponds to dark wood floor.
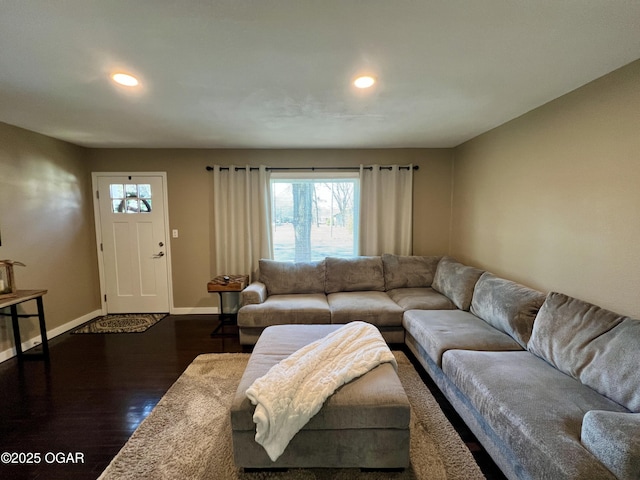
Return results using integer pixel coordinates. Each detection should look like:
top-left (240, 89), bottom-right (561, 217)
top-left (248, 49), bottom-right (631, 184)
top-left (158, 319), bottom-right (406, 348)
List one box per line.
top-left (0, 315), bottom-right (506, 480)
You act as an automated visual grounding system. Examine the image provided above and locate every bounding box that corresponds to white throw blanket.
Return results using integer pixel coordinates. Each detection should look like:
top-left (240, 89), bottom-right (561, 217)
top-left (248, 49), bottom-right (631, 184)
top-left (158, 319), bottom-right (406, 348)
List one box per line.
top-left (245, 321), bottom-right (397, 461)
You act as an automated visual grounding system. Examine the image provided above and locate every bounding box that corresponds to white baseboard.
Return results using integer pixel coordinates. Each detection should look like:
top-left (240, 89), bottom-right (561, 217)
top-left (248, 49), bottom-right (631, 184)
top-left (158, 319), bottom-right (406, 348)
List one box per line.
top-left (170, 306), bottom-right (219, 315)
top-left (0, 309), bottom-right (102, 364)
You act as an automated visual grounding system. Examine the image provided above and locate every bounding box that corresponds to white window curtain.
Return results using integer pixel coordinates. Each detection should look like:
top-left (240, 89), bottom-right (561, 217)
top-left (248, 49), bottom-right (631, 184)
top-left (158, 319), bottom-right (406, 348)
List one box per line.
top-left (359, 164), bottom-right (413, 256)
top-left (212, 165), bottom-right (273, 280)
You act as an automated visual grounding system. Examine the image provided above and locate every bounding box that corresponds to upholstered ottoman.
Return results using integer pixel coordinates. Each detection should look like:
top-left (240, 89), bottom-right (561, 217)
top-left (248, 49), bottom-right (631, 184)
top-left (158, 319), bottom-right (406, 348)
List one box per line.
top-left (230, 324), bottom-right (411, 469)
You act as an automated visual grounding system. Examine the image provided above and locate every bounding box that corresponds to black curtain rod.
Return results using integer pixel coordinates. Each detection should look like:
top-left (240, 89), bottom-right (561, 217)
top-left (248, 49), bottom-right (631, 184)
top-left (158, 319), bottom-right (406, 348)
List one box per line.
top-left (205, 165), bottom-right (419, 172)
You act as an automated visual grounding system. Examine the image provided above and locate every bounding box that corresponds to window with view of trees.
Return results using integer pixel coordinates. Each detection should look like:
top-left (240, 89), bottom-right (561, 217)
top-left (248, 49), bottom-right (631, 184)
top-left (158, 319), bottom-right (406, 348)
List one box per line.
top-left (271, 174), bottom-right (359, 262)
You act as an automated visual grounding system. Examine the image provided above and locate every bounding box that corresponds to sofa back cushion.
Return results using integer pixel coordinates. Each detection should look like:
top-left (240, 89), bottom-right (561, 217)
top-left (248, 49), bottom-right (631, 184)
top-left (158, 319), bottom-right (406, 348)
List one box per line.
top-left (325, 256), bottom-right (385, 293)
top-left (470, 272), bottom-right (546, 348)
top-left (382, 254), bottom-right (441, 290)
top-left (432, 257), bottom-right (484, 311)
top-left (259, 259), bottom-right (325, 295)
top-left (528, 292), bottom-right (640, 412)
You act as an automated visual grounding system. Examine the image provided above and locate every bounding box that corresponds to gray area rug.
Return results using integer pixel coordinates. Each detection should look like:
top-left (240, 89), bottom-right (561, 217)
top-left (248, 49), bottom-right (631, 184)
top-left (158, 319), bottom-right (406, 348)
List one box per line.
top-left (72, 313), bottom-right (168, 334)
top-left (98, 352), bottom-right (485, 480)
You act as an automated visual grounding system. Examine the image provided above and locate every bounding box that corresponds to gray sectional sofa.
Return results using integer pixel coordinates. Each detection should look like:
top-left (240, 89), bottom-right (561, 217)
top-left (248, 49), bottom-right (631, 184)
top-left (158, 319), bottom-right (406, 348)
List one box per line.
top-left (237, 255), bottom-right (640, 480)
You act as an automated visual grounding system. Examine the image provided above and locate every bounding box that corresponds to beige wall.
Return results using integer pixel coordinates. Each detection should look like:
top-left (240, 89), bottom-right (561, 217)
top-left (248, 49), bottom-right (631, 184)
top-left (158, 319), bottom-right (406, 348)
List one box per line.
top-left (4, 56), bottom-right (638, 356)
top-left (0, 122), bottom-right (100, 353)
top-left (451, 59), bottom-right (640, 318)
top-left (86, 148), bottom-right (453, 309)
top-left (3, 57), bottom-right (638, 355)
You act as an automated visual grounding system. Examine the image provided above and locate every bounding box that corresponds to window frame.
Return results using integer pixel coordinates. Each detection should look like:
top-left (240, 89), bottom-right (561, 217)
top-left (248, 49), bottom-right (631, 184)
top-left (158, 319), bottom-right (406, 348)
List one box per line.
top-left (270, 171), bottom-right (360, 262)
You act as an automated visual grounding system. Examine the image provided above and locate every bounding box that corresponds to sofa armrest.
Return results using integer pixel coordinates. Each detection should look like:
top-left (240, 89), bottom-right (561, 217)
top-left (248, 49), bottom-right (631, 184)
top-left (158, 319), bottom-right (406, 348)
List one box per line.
top-left (241, 282), bottom-right (267, 306)
top-left (581, 410), bottom-right (640, 480)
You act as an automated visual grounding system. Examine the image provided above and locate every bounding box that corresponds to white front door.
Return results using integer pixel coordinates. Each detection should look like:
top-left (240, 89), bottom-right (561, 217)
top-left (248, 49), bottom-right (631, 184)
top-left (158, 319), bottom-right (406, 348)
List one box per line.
top-left (94, 174), bottom-right (170, 313)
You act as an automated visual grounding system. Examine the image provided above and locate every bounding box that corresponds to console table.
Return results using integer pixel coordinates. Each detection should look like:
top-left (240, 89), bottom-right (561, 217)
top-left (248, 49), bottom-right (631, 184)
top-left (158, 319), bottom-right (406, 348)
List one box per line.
top-left (207, 275), bottom-right (248, 337)
top-left (0, 289), bottom-right (49, 361)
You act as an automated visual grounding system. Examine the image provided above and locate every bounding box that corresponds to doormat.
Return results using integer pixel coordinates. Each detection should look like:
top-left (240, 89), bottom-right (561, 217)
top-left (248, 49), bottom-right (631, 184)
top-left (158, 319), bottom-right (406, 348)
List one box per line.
top-left (72, 313), bottom-right (168, 334)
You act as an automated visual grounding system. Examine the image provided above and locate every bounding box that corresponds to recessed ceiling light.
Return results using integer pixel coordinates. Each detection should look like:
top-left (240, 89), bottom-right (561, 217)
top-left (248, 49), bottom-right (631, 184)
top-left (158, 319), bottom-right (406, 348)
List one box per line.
top-left (353, 76), bottom-right (376, 89)
top-left (111, 72), bottom-right (139, 87)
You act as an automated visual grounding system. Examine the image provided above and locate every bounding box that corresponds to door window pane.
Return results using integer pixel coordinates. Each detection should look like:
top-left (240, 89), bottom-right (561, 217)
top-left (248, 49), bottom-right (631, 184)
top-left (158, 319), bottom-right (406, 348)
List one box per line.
top-left (125, 184), bottom-right (138, 197)
top-left (110, 183), bottom-right (152, 214)
top-left (138, 184), bottom-right (151, 198)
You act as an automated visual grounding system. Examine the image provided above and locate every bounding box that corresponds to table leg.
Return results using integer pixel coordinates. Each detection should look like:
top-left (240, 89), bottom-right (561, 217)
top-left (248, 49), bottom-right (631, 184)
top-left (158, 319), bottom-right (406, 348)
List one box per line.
top-left (10, 304), bottom-right (23, 358)
top-left (210, 292), bottom-right (238, 337)
top-left (36, 296), bottom-right (50, 359)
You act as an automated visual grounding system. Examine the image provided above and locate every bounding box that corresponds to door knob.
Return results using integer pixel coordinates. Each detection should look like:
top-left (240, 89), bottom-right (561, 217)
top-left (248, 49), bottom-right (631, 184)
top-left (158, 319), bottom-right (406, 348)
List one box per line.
top-left (153, 251), bottom-right (165, 258)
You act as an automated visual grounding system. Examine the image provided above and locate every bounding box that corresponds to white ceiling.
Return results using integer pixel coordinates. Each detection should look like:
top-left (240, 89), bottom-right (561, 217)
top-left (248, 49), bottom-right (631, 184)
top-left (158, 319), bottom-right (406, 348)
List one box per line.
top-left (1, 1), bottom-right (639, 149)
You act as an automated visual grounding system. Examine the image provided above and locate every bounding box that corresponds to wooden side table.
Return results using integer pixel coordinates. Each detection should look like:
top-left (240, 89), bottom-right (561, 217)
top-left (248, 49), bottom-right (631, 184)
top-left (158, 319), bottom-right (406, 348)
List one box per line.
top-left (0, 289), bottom-right (49, 361)
top-left (207, 275), bottom-right (249, 337)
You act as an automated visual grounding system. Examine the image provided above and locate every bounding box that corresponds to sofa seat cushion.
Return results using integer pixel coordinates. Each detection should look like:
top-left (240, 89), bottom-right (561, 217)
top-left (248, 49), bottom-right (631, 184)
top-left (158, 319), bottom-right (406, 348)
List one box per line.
top-left (382, 254), bottom-right (441, 289)
top-left (432, 257), bottom-right (484, 311)
top-left (403, 310), bottom-right (522, 367)
top-left (528, 292), bottom-right (640, 412)
top-left (470, 272), bottom-right (546, 348)
top-left (387, 287), bottom-right (455, 310)
top-left (443, 350), bottom-right (625, 480)
top-left (327, 291), bottom-right (403, 327)
top-left (237, 293), bottom-right (331, 327)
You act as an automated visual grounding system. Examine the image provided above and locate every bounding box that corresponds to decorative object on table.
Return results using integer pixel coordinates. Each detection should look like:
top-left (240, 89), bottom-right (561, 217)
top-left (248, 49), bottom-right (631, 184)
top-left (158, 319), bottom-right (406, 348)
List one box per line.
top-left (72, 313), bottom-right (168, 334)
top-left (0, 260), bottom-right (26, 299)
top-left (207, 274), bottom-right (249, 336)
